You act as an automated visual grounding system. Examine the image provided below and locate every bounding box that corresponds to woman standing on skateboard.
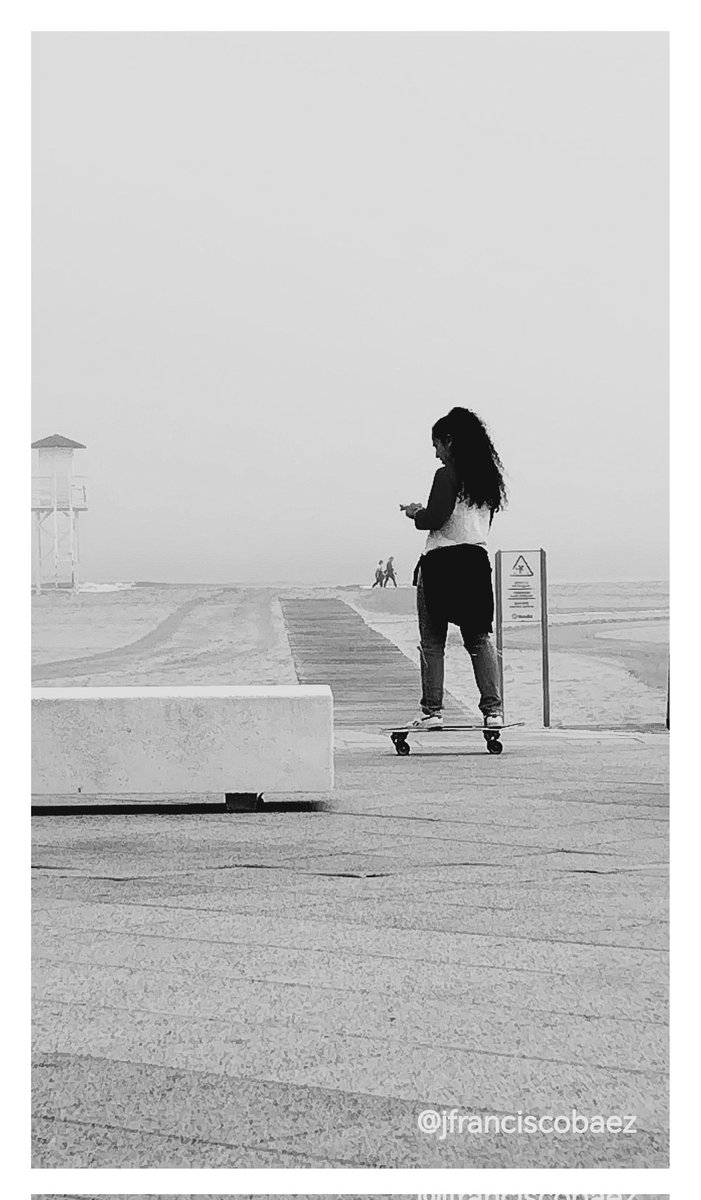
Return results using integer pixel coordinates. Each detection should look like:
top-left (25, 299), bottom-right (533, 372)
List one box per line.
top-left (401, 407), bottom-right (506, 730)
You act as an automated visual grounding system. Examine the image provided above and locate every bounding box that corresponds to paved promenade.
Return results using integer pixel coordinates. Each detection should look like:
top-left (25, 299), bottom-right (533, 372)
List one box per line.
top-left (32, 594), bottom-right (668, 1168)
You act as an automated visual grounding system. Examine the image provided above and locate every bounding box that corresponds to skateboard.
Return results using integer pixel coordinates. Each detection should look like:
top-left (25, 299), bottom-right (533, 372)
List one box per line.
top-left (382, 722), bottom-right (524, 756)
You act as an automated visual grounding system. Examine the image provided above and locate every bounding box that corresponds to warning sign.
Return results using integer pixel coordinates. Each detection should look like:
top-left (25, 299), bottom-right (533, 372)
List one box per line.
top-left (494, 547), bottom-right (550, 726)
top-left (500, 550), bottom-right (541, 625)
top-left (510, 555), bottom-right (534, 577)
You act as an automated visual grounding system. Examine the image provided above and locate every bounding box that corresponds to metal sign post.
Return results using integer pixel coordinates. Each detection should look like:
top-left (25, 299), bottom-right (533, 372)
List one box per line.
top-left (495, 548), bottom-right (551, 727)
top-left (539, 550), bottom-right (551, 727)
top-left (494, 556), bottom-right (505, 718)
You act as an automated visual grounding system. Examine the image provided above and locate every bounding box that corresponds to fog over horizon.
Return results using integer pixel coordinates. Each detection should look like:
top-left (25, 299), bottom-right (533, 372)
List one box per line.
top-left (32, 33), bottom-right (668, 586)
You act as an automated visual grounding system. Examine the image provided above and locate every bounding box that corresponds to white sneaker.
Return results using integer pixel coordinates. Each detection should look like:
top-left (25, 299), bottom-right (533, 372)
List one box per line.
top-left (406, 712), bottom-right (443, 730)
top-left (483, 712), bottom-right (504, 728)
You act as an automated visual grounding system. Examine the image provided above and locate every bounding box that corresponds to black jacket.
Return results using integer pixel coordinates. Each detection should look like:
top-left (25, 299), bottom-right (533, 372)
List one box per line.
top-left (413, 544), bottom-right (494, 632)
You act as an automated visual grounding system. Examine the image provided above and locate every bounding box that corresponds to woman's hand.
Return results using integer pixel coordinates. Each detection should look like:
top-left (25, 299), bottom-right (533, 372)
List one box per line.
top-left (400, 502), bottom-right (423, 519)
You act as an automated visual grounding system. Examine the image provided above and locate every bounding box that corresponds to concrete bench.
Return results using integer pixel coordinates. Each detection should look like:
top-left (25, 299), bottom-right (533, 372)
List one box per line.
top-left (32, 685), bottom-right (333, 808)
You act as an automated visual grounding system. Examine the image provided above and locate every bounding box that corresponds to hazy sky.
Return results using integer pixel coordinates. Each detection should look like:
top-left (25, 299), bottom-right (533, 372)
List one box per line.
top-left (32, 32), bottom-right (668, 584)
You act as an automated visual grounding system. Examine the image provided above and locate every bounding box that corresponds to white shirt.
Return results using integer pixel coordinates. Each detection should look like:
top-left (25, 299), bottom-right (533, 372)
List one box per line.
top-left (425, 497), bottom-right (492, 552)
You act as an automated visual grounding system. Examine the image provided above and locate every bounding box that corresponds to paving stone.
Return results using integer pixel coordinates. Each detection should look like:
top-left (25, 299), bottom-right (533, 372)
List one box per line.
top-left (32, 1055), bottom-right (665, 1167)
top-left (33, 709), bottom-right (668, 1166)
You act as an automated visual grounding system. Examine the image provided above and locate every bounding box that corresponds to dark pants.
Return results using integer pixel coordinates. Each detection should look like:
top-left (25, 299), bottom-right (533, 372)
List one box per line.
top-left (417, 572), bottom-right (502, 716)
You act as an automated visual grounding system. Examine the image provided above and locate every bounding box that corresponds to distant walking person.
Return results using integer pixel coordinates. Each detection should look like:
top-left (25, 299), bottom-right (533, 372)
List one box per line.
top-left (400, 407), bottom-right (506, 729)
top-left (372, 560), bottom-right (384, 587)
top-left (383, 556), bottom-right (398, 587)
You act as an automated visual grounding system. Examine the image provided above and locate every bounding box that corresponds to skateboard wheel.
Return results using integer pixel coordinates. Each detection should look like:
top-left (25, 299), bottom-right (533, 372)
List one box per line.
top-left (396, 741), bottom-right (410, 756)
top-left (486, 739), bottom-right (503, 754)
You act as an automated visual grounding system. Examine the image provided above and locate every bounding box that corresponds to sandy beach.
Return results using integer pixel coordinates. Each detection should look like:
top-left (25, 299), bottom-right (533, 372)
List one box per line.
top-left (32, 580), bottom-right (668, 729)
top-left (31, 586), bottom-right (298, 688)
top-left (348, 582), bottom-right (668, 729)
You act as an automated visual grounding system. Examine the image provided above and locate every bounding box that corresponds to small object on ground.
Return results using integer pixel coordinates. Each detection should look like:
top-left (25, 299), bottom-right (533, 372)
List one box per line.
top-left (224, 792), bottom-right (264, 812)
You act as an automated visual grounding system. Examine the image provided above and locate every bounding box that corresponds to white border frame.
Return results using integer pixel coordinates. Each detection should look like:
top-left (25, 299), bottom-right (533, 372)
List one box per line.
top-left (7, 2), bottom-right (693, 1197)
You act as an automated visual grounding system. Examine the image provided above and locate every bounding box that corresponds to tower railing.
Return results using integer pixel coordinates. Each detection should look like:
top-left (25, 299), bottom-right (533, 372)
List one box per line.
top-left (31, 476), bottom-right (88, 511)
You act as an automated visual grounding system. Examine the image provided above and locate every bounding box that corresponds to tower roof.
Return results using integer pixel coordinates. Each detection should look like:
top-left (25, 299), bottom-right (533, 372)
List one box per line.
top-left (32, 434), bottom-right (86, 449)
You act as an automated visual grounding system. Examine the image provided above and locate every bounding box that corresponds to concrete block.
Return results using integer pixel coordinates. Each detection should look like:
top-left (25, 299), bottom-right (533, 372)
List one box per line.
top-left (31, 685), bottom-right (333, 796)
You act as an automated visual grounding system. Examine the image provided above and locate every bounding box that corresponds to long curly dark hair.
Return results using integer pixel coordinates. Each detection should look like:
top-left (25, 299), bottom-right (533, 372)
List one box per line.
top-left (432, 407), bottom-right (507, 512)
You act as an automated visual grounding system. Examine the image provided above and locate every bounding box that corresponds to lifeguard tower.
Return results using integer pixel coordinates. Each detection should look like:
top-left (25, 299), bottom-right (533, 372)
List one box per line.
top-left (31, 434), bottom-right (88, 591)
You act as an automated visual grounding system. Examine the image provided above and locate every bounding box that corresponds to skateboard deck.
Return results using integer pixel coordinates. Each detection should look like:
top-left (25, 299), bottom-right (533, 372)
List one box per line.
top-left (381, 721), bottom-right (524, 756)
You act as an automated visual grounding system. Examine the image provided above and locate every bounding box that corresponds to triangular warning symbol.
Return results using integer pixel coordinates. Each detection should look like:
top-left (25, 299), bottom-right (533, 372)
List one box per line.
top-left (510, 555), bottom-right (534, 576)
